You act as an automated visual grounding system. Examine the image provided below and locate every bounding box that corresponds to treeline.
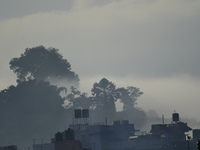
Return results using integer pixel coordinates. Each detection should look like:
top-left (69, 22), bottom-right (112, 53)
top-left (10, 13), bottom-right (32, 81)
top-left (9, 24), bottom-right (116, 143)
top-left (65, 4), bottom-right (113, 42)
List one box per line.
top-left (0, 46), bottom-right (146, 148)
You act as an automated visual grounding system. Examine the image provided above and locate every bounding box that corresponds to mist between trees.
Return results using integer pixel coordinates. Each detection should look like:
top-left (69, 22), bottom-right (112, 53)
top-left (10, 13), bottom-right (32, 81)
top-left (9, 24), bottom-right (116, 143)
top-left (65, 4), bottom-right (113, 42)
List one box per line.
top-left (0, 46), bottom-right (160, 148)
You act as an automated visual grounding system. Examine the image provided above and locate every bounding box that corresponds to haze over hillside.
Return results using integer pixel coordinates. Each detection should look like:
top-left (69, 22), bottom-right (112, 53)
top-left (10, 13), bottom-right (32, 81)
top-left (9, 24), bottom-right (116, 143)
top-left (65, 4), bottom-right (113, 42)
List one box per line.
top-left (0, 0), bottom-right (200, 148)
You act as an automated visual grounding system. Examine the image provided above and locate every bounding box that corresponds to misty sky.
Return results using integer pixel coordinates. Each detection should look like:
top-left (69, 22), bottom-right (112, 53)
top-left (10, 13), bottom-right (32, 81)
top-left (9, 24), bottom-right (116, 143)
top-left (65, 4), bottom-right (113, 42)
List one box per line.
top-left (0, 0), bottom-right (200, 124)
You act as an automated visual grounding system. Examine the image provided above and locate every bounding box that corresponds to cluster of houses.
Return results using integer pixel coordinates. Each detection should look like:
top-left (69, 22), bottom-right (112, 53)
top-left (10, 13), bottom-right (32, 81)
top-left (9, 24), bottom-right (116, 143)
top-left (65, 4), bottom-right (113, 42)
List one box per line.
top-left (1, 109), bottom-right (200, 150)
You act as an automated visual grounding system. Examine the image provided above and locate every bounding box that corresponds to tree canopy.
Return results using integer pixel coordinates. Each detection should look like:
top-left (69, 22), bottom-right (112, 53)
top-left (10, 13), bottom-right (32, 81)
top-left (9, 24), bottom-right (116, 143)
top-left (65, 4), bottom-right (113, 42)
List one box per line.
top-left (0, 46), bottom-right (79, 147)
top-left (10, 45), bottom-right (79, 86)
top-left (0, 80), bottom-right (67, 147)
top-left (65, 86), bottom-right (92, 109)
top-left (0, 45), bottom-right (147, 148)
top-left (115, 86), bottom-right (143, 111)
top-left (91, 78), bottom-right (116, 112)
top-left (62, 78), bottom-right (145, 124)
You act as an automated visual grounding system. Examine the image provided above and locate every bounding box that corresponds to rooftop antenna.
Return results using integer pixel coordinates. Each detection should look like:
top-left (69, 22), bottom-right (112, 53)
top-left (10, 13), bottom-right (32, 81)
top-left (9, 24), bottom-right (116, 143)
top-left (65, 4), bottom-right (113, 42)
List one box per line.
top-left (162, 115), bottom-right (164, 125)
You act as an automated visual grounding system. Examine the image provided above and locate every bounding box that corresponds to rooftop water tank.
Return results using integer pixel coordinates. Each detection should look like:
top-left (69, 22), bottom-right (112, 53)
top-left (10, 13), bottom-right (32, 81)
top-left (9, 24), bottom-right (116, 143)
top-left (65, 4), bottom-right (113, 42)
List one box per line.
top-left (113, 120), bottom-right (121, 125)
top-left (75, 109), bottom-right (82, 118)
top-left (82, 109), bottom-right (89, 118)
top-left (172, 113), bottom-right (179, 122)
top-left (121, 120), bottom-right (129, 125)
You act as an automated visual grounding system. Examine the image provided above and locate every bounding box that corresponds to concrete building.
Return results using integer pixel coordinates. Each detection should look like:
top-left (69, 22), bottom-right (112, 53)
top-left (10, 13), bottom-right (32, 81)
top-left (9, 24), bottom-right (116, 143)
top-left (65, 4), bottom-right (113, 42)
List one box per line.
top-left (33, 128), bottom-right (84, 150)
top-left (0, 145), bottom-right (17, 150)
top-left (69, 124), bottom-right (90, 148)
top-left (55, 141), bottom-right (83, 150)
top-left (33, 143), bottom-right (54, 150)
top-left (70, 120), bottom-right (136, 150)
top-left (32, 111), bottom-right (198, 150)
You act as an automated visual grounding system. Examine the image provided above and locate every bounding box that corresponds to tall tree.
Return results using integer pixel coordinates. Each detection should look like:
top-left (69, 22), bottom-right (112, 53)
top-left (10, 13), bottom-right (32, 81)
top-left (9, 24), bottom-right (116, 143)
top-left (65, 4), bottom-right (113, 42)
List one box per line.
top-left (0, 80), bottom-right (67, 148)
top-left (91, 78), bottom-right (117, 121)
top-left (90, 78), bottom-right (146, 126)
top-left (115, 86), bottom-right (145, 128)
top-left (115, 86), bottom-right (143, 111)
top-left (0, 45), bottom-right (80, 148)
top-left (9, 45), bottom-right (79, 87)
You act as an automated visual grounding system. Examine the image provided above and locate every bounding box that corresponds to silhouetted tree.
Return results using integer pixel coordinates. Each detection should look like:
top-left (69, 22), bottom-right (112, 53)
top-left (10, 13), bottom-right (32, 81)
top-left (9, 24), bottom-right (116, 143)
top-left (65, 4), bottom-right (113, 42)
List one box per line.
top-left (0, 45), bottom-right (147, 148)
top-left (65, 86), bottom-right (92, 109)
top-left (91, 78), bottom-right (117, 121)
top-left (89, 78), bottom-right (146, 126)
top-left (115, 87), bottom-right (145, 128)
top-left (115, 86), bottom-right (143, 111)
top-left (0, 80), bottom-right (67, 147)
top-left (0, 45), bottom-right (81, 148)
top-left (10, 45), bottom-right (79, 86)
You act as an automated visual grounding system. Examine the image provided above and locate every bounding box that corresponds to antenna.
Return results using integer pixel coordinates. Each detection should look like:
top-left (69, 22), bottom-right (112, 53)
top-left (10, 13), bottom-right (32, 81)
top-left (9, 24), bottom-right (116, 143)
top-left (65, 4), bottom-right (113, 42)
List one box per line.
top-left (162, 115), bottom-right (164, 125)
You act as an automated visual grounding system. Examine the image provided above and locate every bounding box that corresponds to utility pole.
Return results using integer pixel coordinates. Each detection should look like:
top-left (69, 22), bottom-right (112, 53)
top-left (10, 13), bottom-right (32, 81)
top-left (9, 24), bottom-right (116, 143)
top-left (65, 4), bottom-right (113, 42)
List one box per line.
top-left (187, 136), bottom-right (190, 150)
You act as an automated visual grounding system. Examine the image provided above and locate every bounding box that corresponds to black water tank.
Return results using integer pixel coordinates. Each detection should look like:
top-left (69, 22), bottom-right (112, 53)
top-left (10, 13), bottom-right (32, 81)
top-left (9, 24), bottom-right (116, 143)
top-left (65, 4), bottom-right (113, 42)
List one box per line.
top-left (75, 109), bottom-right (82, 118)
top-left (64, 128), bottom-right (75, 140)
top-left (172, 113), bottom-right (179, 122)
top-left (55, 132), bottom-right (63, 141)
top-left (113, 120), bottom-right (121, 125)
top-left (82, 109), bottom-right (89, 118)
top-left (121, 120), bottom-right (129, 125)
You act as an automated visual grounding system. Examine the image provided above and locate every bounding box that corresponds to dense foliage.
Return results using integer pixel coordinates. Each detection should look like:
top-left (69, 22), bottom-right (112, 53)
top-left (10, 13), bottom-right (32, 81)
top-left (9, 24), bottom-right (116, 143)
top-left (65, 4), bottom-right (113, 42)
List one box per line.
top-left (0, 80), bottom-right (67, 147)
top-left (65, 78), bottom-right (145, 125)
top-left (10, 45), bottom-right (79, 85)
top-left (0, 45), bottom-right (146, 147)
